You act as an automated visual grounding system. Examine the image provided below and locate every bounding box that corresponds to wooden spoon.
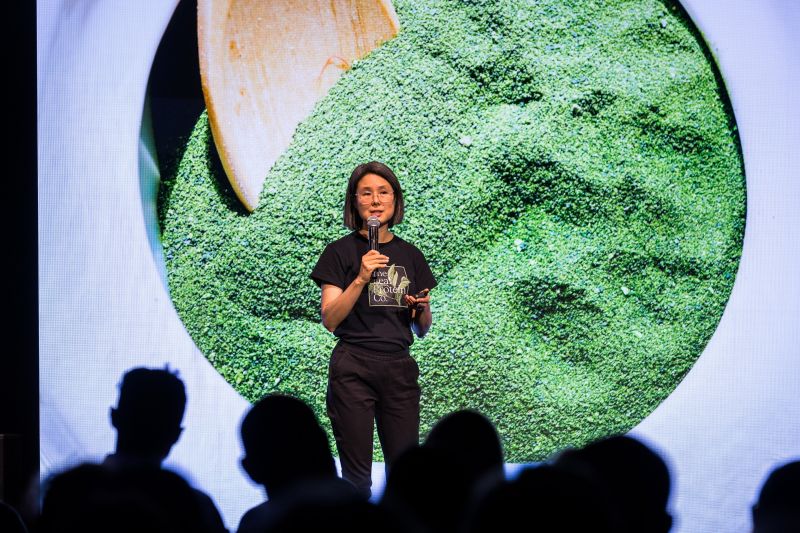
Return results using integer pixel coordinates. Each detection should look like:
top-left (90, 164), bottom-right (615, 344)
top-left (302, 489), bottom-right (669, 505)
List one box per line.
top-left (198, 0), bottom-right (400, 211)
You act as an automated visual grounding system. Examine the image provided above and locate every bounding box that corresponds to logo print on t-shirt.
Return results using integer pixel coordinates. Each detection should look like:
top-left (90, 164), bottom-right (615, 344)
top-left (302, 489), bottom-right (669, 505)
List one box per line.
top-left (369, 264), bottom-right (410, 307)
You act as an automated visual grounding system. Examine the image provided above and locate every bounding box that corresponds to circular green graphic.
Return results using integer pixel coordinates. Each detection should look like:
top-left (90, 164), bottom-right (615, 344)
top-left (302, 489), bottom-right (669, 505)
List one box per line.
top-left (159, 0), bottom-right (745, 461)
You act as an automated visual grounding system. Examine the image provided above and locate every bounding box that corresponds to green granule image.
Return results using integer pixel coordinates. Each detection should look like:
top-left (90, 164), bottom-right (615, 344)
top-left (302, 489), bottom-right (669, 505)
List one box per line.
top-left (159, 0), bottom-right (745, 461)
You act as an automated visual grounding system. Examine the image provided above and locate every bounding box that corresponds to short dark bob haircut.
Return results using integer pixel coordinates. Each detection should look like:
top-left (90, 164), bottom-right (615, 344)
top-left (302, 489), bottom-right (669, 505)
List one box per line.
top-left (343, 161), bottom-right (405, 230)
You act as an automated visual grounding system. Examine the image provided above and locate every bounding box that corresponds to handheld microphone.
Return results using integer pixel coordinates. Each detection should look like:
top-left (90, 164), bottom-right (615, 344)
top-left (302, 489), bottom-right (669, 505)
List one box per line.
top-left (367, 216), bottom-right (380, 251)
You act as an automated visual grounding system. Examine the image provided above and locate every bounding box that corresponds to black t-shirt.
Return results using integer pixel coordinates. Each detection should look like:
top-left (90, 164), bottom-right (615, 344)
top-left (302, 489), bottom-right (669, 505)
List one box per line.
top-left (310, 231), bottom-right (437, 352)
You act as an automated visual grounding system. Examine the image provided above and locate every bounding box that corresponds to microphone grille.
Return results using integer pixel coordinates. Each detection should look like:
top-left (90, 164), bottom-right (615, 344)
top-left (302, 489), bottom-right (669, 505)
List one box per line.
top-left (367, 216), bottom-right (380, 228)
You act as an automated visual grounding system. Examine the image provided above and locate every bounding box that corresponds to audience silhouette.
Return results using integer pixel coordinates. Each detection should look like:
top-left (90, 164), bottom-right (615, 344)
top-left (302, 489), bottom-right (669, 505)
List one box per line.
top-left (381, 444), bottom-right (470, 533)
top-left (39, 462), bottom-right (213, 533)
top-left (467, 463), bottom-right (613, 533)
top-left (260, 499), bottom-right (405, 533)
top-left (38, 367), bottom-right (225, 532)
top-left (377, 409), bottom-right (505, 533)
top-left (555, 435), bottom-right (673, 533)
top-left (237, 393), bottom-right (360, 533)
top-left (752, 460), bottom-right (800, 533)
top-left (31, 365), bottom-right (798, 532)
top-left (101, 367), bottom-right (227, 532)
top-left (424, 409), bottom-right (505, 499)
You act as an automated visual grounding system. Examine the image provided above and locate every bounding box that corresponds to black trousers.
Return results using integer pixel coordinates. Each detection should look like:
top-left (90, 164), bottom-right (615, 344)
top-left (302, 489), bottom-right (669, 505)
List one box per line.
top-left (326, 340), bottom-right (421, 498)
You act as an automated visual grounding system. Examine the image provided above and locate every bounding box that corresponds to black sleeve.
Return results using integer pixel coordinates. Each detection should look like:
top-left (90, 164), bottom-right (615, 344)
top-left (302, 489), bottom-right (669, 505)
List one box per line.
top-left (310, 243), bottom-right (347, 289)
top-left (415, 248), bottom-right (437, 292)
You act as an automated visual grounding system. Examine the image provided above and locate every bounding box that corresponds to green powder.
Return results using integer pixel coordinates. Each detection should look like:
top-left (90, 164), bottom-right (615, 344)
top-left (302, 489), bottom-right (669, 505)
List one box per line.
top-left (159, 0), bottom-right (745, 461)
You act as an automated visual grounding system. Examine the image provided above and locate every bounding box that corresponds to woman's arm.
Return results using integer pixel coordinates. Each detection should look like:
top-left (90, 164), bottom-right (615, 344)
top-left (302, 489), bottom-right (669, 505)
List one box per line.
top-left (405, 293), bottom-right (432, 338)
top-left (320, 249), bottom-right (388, 332)
top-left (320, 280), bottom-right (363, 332)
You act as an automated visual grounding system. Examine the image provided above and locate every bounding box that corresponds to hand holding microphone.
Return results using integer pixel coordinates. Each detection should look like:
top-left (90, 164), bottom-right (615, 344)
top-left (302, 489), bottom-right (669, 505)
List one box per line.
top-left (367, 216), bottom-right (380, 251)
top-left (357, 250), bottom-right (389, 285)
top-left (362, 216), bottom-right (384, 283)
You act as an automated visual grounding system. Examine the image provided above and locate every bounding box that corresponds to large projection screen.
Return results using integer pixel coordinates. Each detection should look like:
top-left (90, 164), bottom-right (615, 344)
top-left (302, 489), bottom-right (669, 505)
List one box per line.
top-left (38, 1), bottom-right (799, 531)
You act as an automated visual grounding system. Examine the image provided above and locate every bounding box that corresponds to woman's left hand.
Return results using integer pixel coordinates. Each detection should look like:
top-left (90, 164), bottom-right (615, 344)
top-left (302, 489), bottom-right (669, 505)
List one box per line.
top-left (406, 289), bottom-right (432, 336)
top-left (404, 292), bottom-right (430, 313)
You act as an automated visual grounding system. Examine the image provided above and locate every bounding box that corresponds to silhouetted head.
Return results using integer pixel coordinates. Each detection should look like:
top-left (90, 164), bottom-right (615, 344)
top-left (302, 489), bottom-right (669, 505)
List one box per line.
top-left (110, 367), bottom-right (186, 463)
top-left (555, 435), bottom-right (672, 533)
top-left (468, 464), bottom-right (612, 533)
top-left (425, 409), bottom-right (504, 489)
top-left (752, 460), bottom-right (800, 533)
top-left (240, 394), bottom-right (336, 498)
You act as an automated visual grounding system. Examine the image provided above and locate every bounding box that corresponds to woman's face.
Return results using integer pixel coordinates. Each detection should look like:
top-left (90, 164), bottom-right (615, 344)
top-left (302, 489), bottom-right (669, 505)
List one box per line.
top-left (355, 173), bottom-right (396, 228)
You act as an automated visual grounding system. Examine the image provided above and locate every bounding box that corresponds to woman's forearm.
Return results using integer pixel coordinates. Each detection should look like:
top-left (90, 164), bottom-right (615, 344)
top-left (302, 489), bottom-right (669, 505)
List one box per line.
top-left (412, 305), bottom-right (432, 338)
top-left (321, 278), bottom-right (368, 332)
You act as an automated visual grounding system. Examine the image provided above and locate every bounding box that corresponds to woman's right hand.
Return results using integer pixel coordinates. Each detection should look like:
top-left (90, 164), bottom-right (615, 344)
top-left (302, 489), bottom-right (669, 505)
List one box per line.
top-left (357, 249), bottom-right (389, 284)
